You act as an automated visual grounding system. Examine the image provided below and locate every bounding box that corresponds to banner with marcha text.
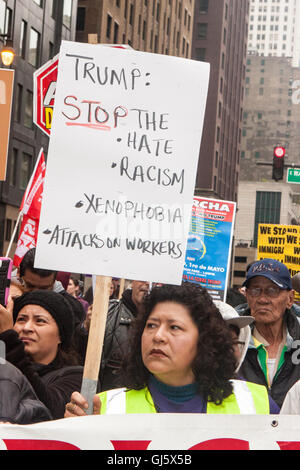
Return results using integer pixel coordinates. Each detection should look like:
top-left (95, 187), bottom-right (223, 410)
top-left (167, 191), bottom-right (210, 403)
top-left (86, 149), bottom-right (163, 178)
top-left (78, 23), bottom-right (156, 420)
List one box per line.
top-left (183, 197), bottom-right (236, 301)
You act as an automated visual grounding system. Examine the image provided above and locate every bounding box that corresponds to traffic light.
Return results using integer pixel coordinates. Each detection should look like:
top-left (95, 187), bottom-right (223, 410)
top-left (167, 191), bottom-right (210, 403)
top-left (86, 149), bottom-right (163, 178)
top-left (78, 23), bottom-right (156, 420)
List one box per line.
top-left (272, 146), bottom-right (286, 181)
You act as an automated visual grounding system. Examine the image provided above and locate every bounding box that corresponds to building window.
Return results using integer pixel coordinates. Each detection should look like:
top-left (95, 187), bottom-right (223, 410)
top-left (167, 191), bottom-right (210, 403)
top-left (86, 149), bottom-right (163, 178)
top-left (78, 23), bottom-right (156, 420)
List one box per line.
top-left (215, 151), bottom-right (219, 168)
top-left (223, 27), bottom-right (226, 45)
top-left (0, 0), bottom-right (6, 35)
top-left (28, 28), bottom-right (40, 67)
top-left (221, 52), bottom-right (225, 69)
top-left (19, 20), bottom-right (27, 59)
top-left (197, 23), bottom-right (207, 39)
top-left (14, 84), bottom-right (23, 123)
top-left (195, 47), bottom-right (206, 61)
top-left (5, 219), bottom-right (12, 242)
top-left (20, 153), bottom-right (32, 190)
top-left (199, 0), bottom-right (209, 13)
top-left (156, 1), bottom-right (160, 21)
top-left (24, 90), bottom-right (33, 128)
top-left (106, 14), bottom-right (112, 38)
top-left (76, 7), bottom-right (86, 31)
top-left (234, 270), bottom-right (246, 278)
top-left (63, 0), bottom-right (72, 29)
top-left (113, 21), bottom-right (119, 43)
top-left (235, 256), bottom-right (247, 263)
top-left (129, 3), bottom-right (134, 25)
top-left (154, 35), bottom-right (158, 53)
top-left (253, 191), bottom-right (281, 247)
top-left (9, 148), bottom-right (18, 186)
top-left (3, 6), bottom-right (12, 38)
top-left (49, 41), bottom-right (54, 59)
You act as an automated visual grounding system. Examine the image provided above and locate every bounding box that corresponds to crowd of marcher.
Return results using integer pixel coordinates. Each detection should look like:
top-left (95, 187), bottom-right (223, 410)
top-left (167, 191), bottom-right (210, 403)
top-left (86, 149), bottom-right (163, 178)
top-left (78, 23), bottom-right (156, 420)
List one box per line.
top-left (1, 249), bottom-right (300, 424)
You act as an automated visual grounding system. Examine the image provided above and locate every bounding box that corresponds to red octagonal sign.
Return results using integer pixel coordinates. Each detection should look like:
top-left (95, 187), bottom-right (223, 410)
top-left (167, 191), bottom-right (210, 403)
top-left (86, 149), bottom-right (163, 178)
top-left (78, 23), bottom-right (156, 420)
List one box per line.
top-left (33, 45), bottom-right (132, 137)
top-left (33, 54), bottom-right (59, 136)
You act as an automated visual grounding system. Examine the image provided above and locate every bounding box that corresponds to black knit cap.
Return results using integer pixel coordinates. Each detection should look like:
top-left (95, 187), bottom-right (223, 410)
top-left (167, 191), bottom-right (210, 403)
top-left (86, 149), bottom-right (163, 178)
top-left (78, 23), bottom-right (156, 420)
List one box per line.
top-left (13, 290), bottom-right (75, 347)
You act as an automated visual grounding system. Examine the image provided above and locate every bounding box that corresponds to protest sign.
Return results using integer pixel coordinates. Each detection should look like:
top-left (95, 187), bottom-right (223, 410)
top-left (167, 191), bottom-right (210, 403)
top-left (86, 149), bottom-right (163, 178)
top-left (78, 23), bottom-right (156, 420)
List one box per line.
top-left (257, 223), bottom-right (300, 274)
top-left (257, 223), bottom-right (300, 301)
top-left (182, 197), bottom-right (236, 301)
top-left (0, 68), bottom-right (14, 180)
top-left (0, 414), bottom-right (299, 451)
top-left (34, 41), bottom-right (210, 285)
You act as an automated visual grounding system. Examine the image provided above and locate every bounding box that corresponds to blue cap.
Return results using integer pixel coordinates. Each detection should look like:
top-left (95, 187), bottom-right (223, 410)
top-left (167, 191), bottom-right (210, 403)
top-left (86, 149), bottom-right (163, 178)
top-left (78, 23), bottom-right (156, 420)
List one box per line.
top-left (243, 259), bottom-right (292, 290)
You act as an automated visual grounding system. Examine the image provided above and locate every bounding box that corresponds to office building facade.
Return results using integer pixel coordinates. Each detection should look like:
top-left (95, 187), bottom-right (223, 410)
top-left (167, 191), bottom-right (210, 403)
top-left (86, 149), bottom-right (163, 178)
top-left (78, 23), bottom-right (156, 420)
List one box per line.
top-left (192, 0), bottom-right (250, 202)
top-left (240, 54), bottom-right (300, 182)
top-left (0, 0), bottom-right (78, 256)
top-left (248, 0), bottom-right (300, 67)
top-left (76, 0), bottom-right (194, 58)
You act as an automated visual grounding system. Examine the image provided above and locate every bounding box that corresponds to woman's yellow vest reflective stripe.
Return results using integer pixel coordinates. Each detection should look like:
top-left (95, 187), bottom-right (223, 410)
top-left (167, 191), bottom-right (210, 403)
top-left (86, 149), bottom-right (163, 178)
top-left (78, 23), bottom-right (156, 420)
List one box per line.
top-left (98, 380), bottom-right (270, 415)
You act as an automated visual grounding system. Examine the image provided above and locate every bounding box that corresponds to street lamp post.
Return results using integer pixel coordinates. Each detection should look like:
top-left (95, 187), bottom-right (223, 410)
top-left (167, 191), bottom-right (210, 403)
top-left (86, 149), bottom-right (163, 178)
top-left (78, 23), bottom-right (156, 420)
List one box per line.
top-left (0, 35), bottom-right (15, 67)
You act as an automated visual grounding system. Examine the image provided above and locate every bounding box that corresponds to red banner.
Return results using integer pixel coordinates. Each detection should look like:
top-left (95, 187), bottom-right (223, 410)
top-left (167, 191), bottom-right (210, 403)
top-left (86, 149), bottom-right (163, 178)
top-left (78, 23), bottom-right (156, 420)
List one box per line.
top-left (13, 149), bottom-right (46, 267)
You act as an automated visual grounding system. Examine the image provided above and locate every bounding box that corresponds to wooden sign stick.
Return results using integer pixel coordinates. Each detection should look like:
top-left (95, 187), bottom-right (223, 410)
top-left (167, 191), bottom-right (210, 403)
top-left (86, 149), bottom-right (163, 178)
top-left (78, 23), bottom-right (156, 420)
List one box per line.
top-left (80, 274), bottom-right (112, 414)
top-left (118, 278), bottom-right (125, 299)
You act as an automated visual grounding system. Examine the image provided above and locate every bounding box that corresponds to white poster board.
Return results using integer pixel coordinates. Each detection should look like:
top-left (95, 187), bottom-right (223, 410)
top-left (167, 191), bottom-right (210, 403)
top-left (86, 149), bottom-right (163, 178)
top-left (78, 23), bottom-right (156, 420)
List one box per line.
top-left (35, 41), bottom-right (210, 284)
top-left (0, 414), bottom-right (298, 450)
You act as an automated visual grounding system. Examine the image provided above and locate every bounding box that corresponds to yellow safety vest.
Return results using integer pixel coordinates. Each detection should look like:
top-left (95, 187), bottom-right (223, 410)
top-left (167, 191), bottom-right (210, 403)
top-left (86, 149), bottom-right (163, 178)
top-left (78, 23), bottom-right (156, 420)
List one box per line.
top-left (98, 380), bottom-right (270, 415)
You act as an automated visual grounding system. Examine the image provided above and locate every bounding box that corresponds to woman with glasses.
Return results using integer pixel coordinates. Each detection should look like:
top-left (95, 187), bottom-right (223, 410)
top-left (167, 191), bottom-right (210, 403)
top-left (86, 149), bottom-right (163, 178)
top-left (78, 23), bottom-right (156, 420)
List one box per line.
top-left (236, 258), bottom-right (300, 410)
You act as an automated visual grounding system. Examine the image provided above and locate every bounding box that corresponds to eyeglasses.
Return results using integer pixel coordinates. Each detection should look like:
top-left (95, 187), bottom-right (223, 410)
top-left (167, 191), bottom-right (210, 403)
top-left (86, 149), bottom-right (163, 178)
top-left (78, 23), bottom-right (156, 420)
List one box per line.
top-left (246, 286), bottom-right (282, 298)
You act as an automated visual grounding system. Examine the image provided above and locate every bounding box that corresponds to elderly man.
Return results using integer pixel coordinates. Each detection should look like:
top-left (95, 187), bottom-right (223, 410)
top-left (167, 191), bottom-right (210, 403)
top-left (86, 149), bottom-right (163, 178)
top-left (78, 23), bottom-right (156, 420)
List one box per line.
top-left (237, 258), bottom-right (300, 409)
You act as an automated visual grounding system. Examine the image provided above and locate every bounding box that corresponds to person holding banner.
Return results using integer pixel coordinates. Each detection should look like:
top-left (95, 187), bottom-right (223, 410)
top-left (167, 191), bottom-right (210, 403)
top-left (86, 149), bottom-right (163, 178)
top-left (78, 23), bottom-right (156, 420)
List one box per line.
top-left (65, 283), bottom-right (274, 417)
top-left (0, 290), bottom-right (83, 419)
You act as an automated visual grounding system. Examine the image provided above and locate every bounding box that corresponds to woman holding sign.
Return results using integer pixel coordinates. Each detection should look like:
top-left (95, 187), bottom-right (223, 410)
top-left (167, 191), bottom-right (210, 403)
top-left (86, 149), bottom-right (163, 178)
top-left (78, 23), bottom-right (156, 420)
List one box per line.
top-left (65, 283), bottom-right (273, 416)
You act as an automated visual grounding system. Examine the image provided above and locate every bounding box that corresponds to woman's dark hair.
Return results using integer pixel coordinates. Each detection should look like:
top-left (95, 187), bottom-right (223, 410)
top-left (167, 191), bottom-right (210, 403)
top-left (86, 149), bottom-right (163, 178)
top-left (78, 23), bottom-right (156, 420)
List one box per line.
top-left (123, 282), bottom-right (236, 405)
top-left (70, 275), bottom-right (79, 287)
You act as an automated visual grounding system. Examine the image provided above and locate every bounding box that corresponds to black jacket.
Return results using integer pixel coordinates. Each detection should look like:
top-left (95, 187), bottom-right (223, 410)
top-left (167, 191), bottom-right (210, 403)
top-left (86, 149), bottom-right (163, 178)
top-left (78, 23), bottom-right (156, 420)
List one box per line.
top-left (99, 289), bottom-right (138, 392)
top-left (73, 289), bottom-right (138, 392)
top-left (238, 305), bottom-right (300, 409)
top-left (0, 361), bottom-right (52, 424)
